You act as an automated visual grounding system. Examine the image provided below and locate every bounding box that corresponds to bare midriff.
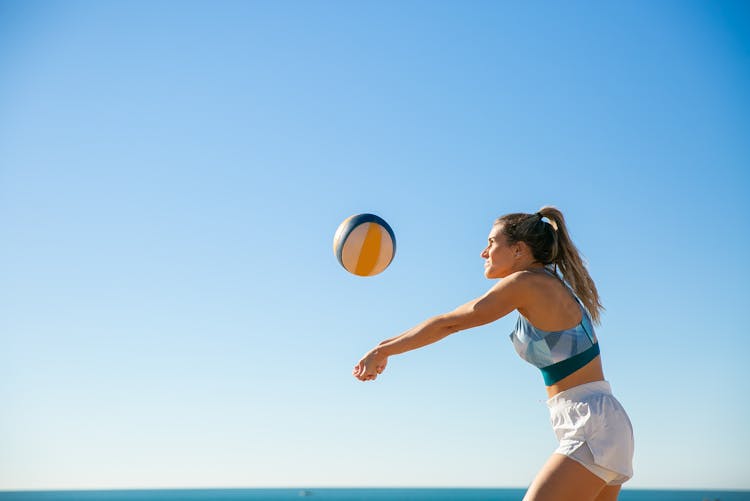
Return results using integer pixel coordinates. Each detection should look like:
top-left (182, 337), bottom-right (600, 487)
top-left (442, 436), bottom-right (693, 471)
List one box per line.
top-left (545, 355), bottom-right (605, 398)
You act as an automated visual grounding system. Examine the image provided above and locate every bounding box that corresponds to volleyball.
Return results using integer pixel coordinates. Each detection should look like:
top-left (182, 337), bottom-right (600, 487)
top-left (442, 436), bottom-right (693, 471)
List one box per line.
top-left (333, 213), bottom-right (396, 277)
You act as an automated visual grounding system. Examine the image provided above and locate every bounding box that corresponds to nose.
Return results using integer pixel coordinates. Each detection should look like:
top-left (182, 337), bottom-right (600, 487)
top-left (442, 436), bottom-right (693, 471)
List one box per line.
top-left (481, 247), bottom-right (489, 259)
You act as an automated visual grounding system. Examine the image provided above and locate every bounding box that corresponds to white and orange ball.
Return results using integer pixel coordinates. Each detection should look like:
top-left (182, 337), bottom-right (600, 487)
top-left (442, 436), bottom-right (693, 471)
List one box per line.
top-left (333, 213), bottom-right (396, 276)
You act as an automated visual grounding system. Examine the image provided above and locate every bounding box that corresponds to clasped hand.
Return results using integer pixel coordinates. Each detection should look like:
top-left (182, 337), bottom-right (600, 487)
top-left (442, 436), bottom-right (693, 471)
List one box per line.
top-left (353, 349), bottom-right (388, 382)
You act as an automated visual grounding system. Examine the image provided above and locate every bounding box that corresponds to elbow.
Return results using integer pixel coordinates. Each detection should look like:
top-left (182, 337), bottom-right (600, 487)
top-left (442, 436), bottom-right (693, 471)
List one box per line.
top-left (434, 314), bottom-right (464, 336)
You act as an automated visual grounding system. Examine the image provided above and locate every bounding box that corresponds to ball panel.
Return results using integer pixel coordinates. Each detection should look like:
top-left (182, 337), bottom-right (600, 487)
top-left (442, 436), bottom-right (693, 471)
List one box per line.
top-left (371, 230), bottom-right (395, 275)
top-left (333, 214), bottom-right (357, 260)
top-left (340, 223), bottom-right (370, 274)
top-left (354, 222), bottom-right (383, 276)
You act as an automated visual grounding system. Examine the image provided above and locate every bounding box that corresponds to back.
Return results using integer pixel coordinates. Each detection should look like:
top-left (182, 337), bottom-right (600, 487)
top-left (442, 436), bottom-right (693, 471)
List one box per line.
top-left (509, 268), bottom-right (600, 385)
top-left (515, 268), bottom-right (585, 332)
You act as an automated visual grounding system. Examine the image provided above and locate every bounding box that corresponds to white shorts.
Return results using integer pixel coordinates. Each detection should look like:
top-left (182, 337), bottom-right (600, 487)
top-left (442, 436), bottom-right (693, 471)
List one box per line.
top-left (546, 380), bottom-right (634, 485)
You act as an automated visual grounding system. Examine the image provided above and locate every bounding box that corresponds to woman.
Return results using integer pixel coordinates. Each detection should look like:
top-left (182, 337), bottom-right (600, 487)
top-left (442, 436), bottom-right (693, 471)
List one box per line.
top-left (353, 207), bottom-right (634, 501)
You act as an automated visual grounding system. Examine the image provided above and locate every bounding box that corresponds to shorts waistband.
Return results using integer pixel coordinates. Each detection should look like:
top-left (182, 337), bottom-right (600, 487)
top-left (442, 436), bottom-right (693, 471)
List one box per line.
top-left (546, 380), bottom-right (612, 407)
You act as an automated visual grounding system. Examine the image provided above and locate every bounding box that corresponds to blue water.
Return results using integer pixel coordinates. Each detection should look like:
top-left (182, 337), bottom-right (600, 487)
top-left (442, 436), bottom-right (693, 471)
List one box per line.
top-left (0, 489), bottom-right (747, 501)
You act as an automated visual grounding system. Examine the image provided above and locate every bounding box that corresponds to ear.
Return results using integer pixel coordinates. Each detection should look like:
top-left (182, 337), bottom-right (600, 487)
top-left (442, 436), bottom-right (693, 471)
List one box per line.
top-left (513, 241), bottom-right (530, 257)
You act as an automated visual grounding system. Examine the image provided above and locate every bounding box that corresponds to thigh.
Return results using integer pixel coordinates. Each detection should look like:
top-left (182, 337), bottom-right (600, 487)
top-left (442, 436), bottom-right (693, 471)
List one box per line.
top-left (595, 485), bottom-right (621, 501)
top-left (523, 453), bottom-right (607, 501)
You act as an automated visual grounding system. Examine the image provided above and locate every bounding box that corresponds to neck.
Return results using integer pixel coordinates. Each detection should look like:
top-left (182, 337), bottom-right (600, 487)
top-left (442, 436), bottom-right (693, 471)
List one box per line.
top-left (515, 262), bottom-right (546, 273)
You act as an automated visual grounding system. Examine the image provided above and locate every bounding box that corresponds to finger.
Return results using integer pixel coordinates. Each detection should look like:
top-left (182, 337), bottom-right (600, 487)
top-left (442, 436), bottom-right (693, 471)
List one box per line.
top-left (353, 361), bottom-right (364, 375)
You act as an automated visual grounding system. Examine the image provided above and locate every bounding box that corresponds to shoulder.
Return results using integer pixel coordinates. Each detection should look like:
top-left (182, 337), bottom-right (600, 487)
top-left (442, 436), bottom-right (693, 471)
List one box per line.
top-left (498, 269), bottom-right (551, 289)
top-left (490, 270), bottom-right (559, 307)
top-left (482, 271), bottom-right (533, 306)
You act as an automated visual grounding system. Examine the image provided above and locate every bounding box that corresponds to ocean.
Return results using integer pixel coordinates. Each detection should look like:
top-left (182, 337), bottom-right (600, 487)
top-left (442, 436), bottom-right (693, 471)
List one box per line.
top-left (0, 489), bottom-right (747, 501)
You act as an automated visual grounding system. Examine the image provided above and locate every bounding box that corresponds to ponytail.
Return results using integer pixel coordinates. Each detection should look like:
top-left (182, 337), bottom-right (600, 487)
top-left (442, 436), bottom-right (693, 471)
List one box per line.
top-left (496, 206), bottom-right (603, 323)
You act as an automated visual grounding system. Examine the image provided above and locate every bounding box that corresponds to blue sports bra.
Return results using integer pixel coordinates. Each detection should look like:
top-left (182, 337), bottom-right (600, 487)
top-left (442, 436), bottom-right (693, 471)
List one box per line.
top-left (509, 270), bottom-right (600, 386)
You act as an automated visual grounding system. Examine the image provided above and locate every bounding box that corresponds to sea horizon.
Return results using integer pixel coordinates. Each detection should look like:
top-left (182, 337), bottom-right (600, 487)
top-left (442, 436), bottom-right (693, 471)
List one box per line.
top-left (0, 487), bottom-right (748, 501)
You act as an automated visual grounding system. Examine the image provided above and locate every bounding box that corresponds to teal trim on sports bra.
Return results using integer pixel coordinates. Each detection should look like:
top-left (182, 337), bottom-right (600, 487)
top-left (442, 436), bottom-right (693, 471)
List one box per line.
top-left (540, 342), bottom-right (600, 386)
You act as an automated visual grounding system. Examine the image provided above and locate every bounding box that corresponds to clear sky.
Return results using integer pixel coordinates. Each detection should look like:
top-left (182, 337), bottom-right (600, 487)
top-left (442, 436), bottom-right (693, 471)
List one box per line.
top-left (1, 0), bottom-right (749, 492)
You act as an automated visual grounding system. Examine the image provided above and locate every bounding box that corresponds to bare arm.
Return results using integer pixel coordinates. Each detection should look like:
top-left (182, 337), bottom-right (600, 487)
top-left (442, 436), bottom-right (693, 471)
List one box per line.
top-left (353, 273), bottom-right (528, 381)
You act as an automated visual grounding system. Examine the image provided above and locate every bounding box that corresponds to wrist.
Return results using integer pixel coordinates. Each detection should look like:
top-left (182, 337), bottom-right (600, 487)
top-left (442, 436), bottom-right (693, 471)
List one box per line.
top-left (374, 345), bottom-right (393, 357)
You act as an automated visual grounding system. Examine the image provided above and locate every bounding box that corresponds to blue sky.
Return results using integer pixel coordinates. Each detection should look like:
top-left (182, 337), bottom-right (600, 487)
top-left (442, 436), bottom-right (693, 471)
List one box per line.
top-left (1, 0), bottom-right (749, 491)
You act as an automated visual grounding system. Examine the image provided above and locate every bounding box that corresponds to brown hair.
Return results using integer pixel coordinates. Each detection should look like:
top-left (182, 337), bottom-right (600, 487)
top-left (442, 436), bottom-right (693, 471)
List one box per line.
top-left (495, 206), bottom-right (603, 323)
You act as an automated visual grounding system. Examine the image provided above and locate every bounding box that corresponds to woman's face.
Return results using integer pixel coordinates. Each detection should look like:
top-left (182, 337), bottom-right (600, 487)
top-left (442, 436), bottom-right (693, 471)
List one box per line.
top-left (481, 224), bottom-right (517, 279)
